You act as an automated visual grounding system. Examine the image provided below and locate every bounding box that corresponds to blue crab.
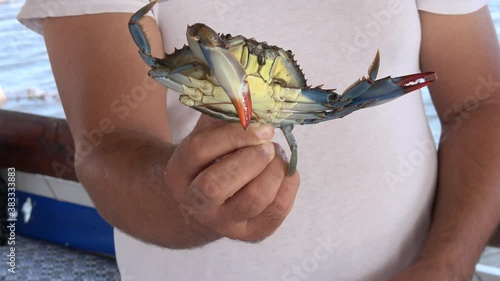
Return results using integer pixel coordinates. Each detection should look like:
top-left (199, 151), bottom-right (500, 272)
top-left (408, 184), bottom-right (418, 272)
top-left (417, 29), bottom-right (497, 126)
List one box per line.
top-left (129, 0), bottom-right (437, 175)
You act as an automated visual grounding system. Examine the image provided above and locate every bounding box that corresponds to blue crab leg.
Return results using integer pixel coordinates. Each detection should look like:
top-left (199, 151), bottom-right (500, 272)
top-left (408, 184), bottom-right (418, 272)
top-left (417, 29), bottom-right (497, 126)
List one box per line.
top-left (333, 51), bottom-right (436, 109)
top-left (281, 69), bottom-right (436, 123)
top-left (281, 52), bottom-right (437, 122)
top-left (128, 0), bottom-right (158, 67)
top-left (280, 124), bottom-right (297, 176)
top-left (330, 71), bottom-right (437, 117)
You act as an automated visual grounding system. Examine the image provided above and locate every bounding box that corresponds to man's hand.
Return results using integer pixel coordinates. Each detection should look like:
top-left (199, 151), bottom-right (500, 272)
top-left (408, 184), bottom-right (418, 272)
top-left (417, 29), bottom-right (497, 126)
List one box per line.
top-left (165, 116), bottom-right (300, 242)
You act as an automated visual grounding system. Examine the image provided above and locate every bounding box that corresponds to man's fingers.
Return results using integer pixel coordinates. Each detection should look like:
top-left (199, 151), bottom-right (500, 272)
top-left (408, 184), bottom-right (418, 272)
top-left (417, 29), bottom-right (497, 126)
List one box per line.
top-left (180, 122), bottom-right (274, 177)
top-left (188, 142), bottom-right (275, 209)
top-left (165, 118), bottom-right (275, 196)
top-left (221, 143), bottom-right (287, 222)
top-left (245, 168), bottom-right (300, 240)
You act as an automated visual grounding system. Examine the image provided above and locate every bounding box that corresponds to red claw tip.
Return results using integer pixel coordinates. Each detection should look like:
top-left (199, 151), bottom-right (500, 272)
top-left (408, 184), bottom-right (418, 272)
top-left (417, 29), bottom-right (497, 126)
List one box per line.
top-left (398, 72), bottom-right (437, 93)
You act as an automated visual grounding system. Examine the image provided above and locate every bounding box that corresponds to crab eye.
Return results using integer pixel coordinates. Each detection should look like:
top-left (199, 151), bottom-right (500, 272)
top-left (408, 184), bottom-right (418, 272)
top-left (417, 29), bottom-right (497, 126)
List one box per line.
top-left (193, 35), bottom-right (200, 41)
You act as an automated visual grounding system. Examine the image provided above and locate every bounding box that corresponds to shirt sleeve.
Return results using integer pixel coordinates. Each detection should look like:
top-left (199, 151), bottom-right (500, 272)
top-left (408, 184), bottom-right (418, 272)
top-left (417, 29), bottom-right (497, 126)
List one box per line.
top-left (417, 0), bottom-right (489, 15)
top-left (17, 0), bottom-right (154, 34)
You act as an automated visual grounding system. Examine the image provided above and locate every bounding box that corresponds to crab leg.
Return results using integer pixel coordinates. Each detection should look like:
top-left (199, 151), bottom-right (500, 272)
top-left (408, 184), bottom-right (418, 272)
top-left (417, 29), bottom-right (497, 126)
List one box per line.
top-left (331, 51), bottom-right (436, 111)
top-left (128, 0), bottom-right (159, 67)
top-left (288, 52), bottom-right (437, 121)
top-left (280, 124), bottom-right (298, 176)
top-left (336, 72), bottom-right (436, 108)
top-left (329, 74), bottom-right (437, 118)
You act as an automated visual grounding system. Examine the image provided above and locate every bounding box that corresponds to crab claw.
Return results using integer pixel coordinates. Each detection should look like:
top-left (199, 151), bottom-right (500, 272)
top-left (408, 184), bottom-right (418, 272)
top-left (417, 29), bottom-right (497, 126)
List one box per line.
top-left (324, 51), bottom-right (438, 119)
top-left (358, 71), bottom-right (437, 106)
top-left (393, 72), bottom-right (437, 94)
top-left (336, 71), bottom-right (437, 111)
top-left (337, 51), bottom-right (437, 109)
top-left (187, 24), bottom-right (252, 129)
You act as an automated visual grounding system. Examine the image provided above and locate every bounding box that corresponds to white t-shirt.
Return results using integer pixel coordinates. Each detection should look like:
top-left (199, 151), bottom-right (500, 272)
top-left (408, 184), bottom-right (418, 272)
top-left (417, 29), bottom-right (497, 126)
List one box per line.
top-left (18, 1), bottom-right (489, 280)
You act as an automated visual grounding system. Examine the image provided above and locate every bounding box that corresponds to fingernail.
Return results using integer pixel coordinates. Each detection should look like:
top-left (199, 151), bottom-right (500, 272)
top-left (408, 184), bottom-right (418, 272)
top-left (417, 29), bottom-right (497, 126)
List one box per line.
top-left (262, 142), bottom-right (275, 156)
top-left (254, 124), bottom-right (274, 140)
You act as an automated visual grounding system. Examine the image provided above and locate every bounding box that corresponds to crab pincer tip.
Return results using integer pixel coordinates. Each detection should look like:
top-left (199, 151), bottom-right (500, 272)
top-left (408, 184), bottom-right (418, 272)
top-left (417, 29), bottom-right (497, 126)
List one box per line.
top-left (237, 88), bottom-right (252, 130)
top-left (228, 79), bottom-right (252, 130)
top-left (233, 103), bottom-right (251, 130)
top-left (398, 71), bottom-right (438, 93)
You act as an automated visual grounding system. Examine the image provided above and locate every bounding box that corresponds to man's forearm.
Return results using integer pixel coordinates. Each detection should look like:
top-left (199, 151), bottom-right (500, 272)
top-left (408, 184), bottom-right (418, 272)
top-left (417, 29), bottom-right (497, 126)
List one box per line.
top-left (76, 130), bottom-right (220, 249)
top-left (417, 108), bottom-right (500, 280)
